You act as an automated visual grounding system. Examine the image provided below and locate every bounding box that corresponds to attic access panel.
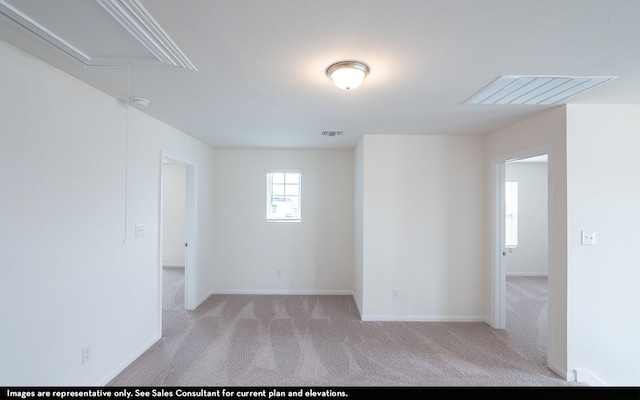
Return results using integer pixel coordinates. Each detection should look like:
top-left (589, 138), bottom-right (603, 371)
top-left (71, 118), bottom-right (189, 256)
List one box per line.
top-left (0, 0), bottom-right (197, 69)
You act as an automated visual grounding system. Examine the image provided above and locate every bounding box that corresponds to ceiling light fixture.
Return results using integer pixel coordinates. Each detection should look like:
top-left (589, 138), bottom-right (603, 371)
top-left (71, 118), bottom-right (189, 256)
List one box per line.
top-left (326, 61), bottom-right (369, 90)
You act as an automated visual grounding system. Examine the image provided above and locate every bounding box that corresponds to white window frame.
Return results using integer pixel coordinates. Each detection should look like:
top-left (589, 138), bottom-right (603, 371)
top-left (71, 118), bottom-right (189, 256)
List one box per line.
top-left (266, 169), bottom-right (302, 222)
top-left (505, 181), bottom-right (518, 248)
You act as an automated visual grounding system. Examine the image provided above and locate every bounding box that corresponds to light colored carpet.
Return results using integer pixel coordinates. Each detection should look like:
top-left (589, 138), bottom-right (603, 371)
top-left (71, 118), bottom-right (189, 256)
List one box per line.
top-left (108, 270), bottom-right (581, 387)
top-left (504, 276), bottom-right (549, 367)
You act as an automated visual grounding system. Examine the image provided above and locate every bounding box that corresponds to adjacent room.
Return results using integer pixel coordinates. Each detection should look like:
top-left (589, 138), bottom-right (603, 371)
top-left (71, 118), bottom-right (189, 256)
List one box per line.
top-left (1, 0), bottom-right (639, 387)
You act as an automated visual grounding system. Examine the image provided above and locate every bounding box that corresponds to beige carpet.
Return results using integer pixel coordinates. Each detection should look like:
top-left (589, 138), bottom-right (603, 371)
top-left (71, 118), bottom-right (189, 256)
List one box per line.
top-left (504, 276), bottom-right (549, 367)
top-left (108, 269), bottom-right (581, 387)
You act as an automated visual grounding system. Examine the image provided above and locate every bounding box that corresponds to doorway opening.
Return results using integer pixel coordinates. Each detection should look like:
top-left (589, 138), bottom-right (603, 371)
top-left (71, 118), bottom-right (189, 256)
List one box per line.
top-left (490, 147), bottom-right (551, 368)
top-left (160, 155), bottom-right (196, 337)
top-left (504, 154), bottom-right (549, 366)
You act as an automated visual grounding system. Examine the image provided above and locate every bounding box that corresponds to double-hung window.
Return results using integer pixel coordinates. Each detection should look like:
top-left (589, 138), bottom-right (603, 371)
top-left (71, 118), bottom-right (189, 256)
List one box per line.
top-left (266, 169), bottom-right (301, 221)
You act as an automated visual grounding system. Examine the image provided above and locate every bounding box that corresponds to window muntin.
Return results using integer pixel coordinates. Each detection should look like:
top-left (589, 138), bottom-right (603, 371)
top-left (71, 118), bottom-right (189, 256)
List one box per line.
top-left (266, 170), bottom-right (301, 221)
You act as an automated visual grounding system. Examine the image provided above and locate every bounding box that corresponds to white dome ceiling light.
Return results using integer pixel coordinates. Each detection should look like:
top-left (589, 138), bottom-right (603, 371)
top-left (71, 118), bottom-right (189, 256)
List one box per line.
top-left (326, 61), bottom-right (369, 90)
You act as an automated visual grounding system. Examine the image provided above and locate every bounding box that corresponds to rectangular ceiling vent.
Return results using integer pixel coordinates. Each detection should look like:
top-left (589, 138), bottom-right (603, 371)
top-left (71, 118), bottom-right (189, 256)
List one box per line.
top-left (322, 130), bottom-right (344, 137)
top-left (465, 75), bottom-right (616, 105)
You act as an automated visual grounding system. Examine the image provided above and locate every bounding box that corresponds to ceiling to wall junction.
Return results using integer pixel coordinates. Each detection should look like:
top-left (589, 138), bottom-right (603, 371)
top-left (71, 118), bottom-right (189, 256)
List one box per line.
top-left (2, 0), bottom-right (639, 149)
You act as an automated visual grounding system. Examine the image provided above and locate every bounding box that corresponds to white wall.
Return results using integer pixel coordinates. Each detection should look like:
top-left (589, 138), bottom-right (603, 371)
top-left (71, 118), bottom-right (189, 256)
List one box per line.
top-left (565, 104), bottom-right (640, 386)
top-left (486, 106), bottom-right (568, 379)
top-left (505, 161), bottom-right (548, 275)
top-left (0, 39), bottom-right (215, 385)
top-left (360, 135), bottom-right (486, 320)
top-left (162, 163), bottom-right (186, 267)
top-left (212, 149), bottom-right (354, 293)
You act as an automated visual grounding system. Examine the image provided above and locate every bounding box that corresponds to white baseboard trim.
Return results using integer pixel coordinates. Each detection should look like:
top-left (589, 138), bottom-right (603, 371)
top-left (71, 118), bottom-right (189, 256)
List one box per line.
top-left (162, 264), bottom-right (185, 268)
top-left (210, 289), bottom-right (354, 296)
top-left (97, 333), bottom-right (160, 386)
top-left (193, 288), bottom-right (217, 310)
top-left (506, 272), bottom-right (548, 277)
top-left (547, 362), bottom-right (573, 382)
top-left (574, 368), bottom-right (607, 386)
top-left (352, 294), bottom-right (363, 320)
top-left (361, 315), bottom-right (486, 322)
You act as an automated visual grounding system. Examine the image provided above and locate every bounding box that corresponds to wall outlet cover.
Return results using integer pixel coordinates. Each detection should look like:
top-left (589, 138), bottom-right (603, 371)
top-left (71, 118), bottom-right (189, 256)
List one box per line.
top-left (81, 345), bottom-right (92, 364)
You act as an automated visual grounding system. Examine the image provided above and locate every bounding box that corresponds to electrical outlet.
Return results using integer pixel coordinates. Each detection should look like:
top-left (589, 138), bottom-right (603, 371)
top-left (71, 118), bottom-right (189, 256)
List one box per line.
top-left (392, 289), bottom-right (400, 299)
top-left (276, 269), bottom-right (282, 278)
top-left (81, 345), bottom-right (92, 365)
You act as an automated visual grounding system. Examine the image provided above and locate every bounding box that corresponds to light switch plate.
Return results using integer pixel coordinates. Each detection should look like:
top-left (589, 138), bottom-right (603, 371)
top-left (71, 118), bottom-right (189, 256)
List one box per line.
top-left (581, 231), bottom-right (597, 245)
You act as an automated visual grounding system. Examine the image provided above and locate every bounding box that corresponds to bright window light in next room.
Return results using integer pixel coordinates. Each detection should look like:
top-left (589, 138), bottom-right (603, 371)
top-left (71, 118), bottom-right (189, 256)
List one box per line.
top-left (505, 181), bottom-right (519, 248)
top-left (266, 170), bottom-right (301, 221)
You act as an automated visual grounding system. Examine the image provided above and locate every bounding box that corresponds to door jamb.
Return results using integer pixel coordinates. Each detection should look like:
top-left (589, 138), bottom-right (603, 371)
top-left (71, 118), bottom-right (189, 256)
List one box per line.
top-left (490, 145), bottom-right (550, 330)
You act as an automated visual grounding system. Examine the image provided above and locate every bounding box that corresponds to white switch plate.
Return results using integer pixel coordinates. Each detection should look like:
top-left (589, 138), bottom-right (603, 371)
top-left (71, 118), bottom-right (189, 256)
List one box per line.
top-left (581, 231), bottom-right (597, 245)
top-left (81, 345), bottom-right (92, 365)
top-left (135, 224), bottom-right (144, 238)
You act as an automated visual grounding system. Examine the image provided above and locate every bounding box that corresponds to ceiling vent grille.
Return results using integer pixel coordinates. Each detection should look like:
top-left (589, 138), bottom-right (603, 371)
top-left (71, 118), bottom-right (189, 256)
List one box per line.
top-left (465, 75), bottom-right (616, 105)
top-left (321, 130), bottom-right (344, 137)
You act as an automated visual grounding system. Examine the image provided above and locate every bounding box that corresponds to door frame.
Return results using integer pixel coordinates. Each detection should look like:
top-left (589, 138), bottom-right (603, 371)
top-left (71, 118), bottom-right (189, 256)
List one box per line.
top-left (158, 152), bottom-right (197, 334)
top-left (489, 145), bottom-right (551, 330)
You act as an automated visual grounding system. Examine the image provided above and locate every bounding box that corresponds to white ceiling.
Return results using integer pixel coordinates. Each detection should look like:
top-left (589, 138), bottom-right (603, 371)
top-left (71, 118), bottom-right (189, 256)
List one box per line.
top-left (2, 0), bottom-right (639, 149)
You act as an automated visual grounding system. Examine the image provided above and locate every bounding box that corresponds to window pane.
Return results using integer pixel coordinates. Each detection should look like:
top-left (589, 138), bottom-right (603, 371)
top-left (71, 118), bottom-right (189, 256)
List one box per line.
top-left (266, 170), bottom-right (301, 221)
top-left (284, 184), bottom-right (299, 196)
top-left (269, 196), bottom-right (299, 219)
top-left (505, 181), bottom-right (518, 247)
top-left (285, 173), bottom-right (299, 184)
top-left (272, 184), bottom-right (285, 196)
top-left (272, 173), bottom-right (285, 184)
